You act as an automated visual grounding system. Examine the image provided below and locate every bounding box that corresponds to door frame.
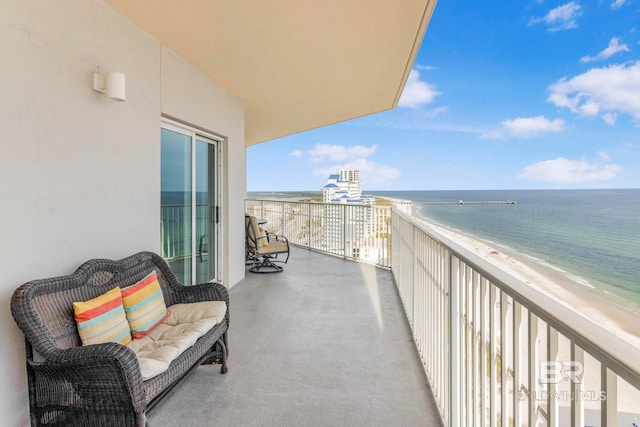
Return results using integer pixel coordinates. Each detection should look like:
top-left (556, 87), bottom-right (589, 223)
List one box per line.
top-left (161, 118), bottom-right (224, 284)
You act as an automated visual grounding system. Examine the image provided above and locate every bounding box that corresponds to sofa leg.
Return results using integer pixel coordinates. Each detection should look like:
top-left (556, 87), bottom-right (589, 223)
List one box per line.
top-left (217, 339), bottom-right (228, 374)
top-left (223, 331), bottom-right (229, 357)
top-left (136, 413), bottom-right (148, 427)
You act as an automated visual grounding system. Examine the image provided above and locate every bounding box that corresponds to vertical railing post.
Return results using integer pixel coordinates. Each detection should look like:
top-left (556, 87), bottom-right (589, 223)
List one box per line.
top-left (602, 367), bottom-right (617, 427)
top-left (571, 343), bottom-right (584, 427)
top-left (501, 291), bottom-right (508, 427)
top-left (450, 254), bottom-right (460, 427)
top-left (490, 285), bottom-right (498, 427)
top-left (548, 326), bottom-right (559, 427)
top-left (513, 301), bottom-right (523, 427)
top-left (528, 312), bottom-right (539, 426)
top-left (281, 202), bottom-right (285, 236)
top-left (342, 204), bottom-right (347, 259)
top-left (480, 278), bottom-right (488, 427)
top-left (308, 203), bottom-right (313, 249)
top-left (413, 223), bottom-right (419, 339)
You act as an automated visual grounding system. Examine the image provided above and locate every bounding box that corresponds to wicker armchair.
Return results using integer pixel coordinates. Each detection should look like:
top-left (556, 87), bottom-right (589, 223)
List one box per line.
top-left (10, 251), bottom-right (229, 427)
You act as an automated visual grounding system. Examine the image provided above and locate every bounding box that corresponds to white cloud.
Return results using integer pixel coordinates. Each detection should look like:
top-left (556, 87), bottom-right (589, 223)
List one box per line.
top-left (548, 60), bottom-right (640, 123)
top-left (482, 116), bottom-right (567, 139)
top-left (314, 159), bottom-right (400, 188)
top-left (290, 150), bottom-right (304, 158)
top-left (425, 106), bottom-right (449, 117)
top-left (398, 69), bottom-right (441, 109)
top-left (611, 0), bottom-right (629, 9)
top-left (308, 143), bottom-right (399, 187)
top-left (414, 64), bottom-right (437, 71)
top-left (597, 151), bottom-right (611, 160)
top-left (580, 37), bottom-right (630, 62)
top-left (309, 144), bottom-right (377, 163)
top-left (602, 112), bottom-right (618, 125)
top-left (518, 157), bottom-right (622, 183)
top-left (529, 1), bottom-right (583, 31)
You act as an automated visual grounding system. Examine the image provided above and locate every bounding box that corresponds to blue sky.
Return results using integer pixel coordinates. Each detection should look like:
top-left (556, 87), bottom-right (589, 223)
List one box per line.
top-left (247, 0), bottom-right (640, 191)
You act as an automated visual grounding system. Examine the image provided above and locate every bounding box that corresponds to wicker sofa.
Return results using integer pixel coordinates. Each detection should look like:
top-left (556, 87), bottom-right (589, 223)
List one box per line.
top-left (10, 251), bottom-right (229, 427)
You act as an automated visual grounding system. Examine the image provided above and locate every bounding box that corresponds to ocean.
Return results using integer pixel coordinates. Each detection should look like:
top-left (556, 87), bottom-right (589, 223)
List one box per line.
top-left (369, 189), bottom-right (640, 310)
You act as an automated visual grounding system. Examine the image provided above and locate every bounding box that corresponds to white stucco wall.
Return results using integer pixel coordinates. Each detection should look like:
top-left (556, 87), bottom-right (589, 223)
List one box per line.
top-left (161, 47), bottom-right (246, 288)
top-left (0, 1), bottom-right (245, 424)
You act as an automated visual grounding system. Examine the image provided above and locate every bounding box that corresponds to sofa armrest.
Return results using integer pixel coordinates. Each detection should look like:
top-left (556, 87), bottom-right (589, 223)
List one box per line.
top-left (30, 342), bottom-right (146, 416)
top-left (171, 282), bottom-right (230, 327)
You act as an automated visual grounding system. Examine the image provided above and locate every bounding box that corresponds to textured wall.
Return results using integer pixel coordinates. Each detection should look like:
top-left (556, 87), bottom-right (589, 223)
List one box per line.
top-left (0, 0), bottom-right (245, 424)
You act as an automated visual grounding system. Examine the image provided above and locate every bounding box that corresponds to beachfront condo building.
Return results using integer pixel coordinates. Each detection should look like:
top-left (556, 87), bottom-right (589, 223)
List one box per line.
top-left (321, 169), bottom-right (378, 262)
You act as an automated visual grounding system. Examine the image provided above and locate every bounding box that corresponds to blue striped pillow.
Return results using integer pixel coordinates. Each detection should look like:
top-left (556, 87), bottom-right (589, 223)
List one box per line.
top-left (121, 271), bottom-right (169, 339)
top-left (73, 287), bottom-right (132, 346)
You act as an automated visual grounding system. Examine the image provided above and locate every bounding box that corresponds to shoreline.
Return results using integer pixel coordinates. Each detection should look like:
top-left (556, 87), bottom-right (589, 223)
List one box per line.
top-left (383, 196), bottom-right (640, 348)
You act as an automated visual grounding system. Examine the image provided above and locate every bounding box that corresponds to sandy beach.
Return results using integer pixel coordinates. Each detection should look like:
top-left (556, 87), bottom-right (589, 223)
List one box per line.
top-left (389, 197), bottom-right (640, 348)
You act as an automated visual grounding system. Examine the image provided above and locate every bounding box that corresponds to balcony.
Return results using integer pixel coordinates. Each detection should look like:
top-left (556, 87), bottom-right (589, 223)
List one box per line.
top-left (148, 246), bottom-right (443, 426)
top-left (153, 200), bottom-right (640, 426)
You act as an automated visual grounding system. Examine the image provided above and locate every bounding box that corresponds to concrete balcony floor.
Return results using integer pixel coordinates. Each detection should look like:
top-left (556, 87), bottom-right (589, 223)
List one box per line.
top-left (148, 247), bottom-right (443, 426)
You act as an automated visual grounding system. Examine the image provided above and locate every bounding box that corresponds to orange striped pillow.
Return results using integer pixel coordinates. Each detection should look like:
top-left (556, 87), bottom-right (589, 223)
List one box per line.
top-left (121, 270), bottom-right (169, 339)
top-left (73, 287), bottom-right (132, 346)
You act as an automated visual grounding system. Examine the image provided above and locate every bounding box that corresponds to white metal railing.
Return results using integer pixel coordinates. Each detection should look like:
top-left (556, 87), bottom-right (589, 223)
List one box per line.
top-left (160, 204), bottom-right (208, 260)
top-left (391, 208), bottom-right (640, 427)
top-left (245, 199), bottom-right (392, 267)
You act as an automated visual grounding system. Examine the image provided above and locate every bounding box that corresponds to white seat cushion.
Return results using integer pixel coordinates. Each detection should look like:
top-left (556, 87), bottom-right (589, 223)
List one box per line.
top-left (126, 301), bottom-right (227, 381)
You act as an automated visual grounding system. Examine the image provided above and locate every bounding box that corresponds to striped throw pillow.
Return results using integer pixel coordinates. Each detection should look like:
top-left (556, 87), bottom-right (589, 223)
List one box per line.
top-left (121, 270), bottom-right (169, 339)
top-left (73, 287), bottom-right (132, 346)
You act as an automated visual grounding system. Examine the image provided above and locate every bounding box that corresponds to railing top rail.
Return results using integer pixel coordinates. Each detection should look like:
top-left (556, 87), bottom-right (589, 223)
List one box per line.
top-left (392, 207), bottom-right (640, 389)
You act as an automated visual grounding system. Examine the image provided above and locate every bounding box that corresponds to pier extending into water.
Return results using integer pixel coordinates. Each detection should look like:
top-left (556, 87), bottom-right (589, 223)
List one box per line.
top-left (414, 200), bottom-right (518, 205)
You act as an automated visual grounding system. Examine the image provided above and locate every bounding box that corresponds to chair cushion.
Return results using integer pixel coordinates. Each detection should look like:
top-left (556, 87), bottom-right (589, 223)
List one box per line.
top-left (121, 270), bottom-right (169, 339)
top-left (73, 287), bottom-right (132, 346)
top-left (257, 240), bottom-right (288, 255)
top-left (126, 301), bottom-right (227, 381)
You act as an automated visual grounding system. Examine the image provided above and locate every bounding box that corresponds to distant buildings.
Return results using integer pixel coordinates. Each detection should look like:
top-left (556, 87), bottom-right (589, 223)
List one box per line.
top-left (321, 169), bottom-right (381, 263)
top-left (322, 169), bottom-right (374, 205)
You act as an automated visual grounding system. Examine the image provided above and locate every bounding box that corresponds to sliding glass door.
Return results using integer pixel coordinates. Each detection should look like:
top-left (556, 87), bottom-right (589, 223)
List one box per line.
top-left (160, 122), bottom-right (220, 285)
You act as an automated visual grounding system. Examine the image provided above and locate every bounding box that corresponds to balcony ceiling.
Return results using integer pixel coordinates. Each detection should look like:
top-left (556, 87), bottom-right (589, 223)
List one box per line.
top-left (104, 0), bottom-right (437, 146)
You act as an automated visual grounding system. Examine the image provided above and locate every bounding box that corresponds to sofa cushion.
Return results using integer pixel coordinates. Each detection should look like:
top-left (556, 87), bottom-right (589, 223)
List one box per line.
top-left (121, 270), bottom-right (169, 339)
top-left (126, 301), bottom-right (227, 381)
top-left (73, 287), bottom-right (132, 346)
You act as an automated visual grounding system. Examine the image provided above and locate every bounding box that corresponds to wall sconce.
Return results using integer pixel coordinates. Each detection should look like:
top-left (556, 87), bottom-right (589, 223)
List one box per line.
top-left (92, 71), bottom-right (126, 101)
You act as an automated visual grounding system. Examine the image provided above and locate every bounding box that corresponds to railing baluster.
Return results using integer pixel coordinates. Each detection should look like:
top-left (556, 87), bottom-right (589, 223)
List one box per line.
top-left (529, 312), bottom-right (539, 426)
top-left (450, 254), bottom-right (461, 427)
top-left (472, 271), bottom-right (479, 427)
top-left (513, 301), bottom-right (523, 427)
top-left (602, 366), bottom-right (617, 426)
top-left (548, 325), bottom-right (559, 427)
top-left (571, 343), bottom-right (584, 427)
top-left (490, 284), bottom-right (497, 427)
top-left (501, 291), bottom-right (508, 427)
top-left (481, 277), bottom-right (488, 427)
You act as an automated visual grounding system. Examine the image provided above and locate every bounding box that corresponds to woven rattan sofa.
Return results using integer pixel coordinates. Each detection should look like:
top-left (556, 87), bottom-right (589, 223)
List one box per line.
top-left (10, 251), bottom-right (229, 427)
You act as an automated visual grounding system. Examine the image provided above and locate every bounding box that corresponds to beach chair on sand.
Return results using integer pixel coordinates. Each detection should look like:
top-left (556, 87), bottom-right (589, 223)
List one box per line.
top-left (245, 214), bottom-right (290, 273)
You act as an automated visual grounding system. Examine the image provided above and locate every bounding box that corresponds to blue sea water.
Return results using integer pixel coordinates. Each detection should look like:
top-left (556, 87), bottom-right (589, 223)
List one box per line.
top-left (370, 189), bottom-right (640, 310)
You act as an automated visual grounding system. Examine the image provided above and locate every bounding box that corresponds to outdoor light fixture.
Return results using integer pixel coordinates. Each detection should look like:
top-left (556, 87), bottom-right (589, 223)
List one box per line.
top-left (92, 71), bottom-right (126, 101)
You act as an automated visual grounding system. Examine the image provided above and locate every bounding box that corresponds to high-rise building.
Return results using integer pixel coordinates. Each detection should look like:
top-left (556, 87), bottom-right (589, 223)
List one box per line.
top-left (322, 169), bottom-right (371, 204)
top-left (321, 169), bottom-right (378, 262)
